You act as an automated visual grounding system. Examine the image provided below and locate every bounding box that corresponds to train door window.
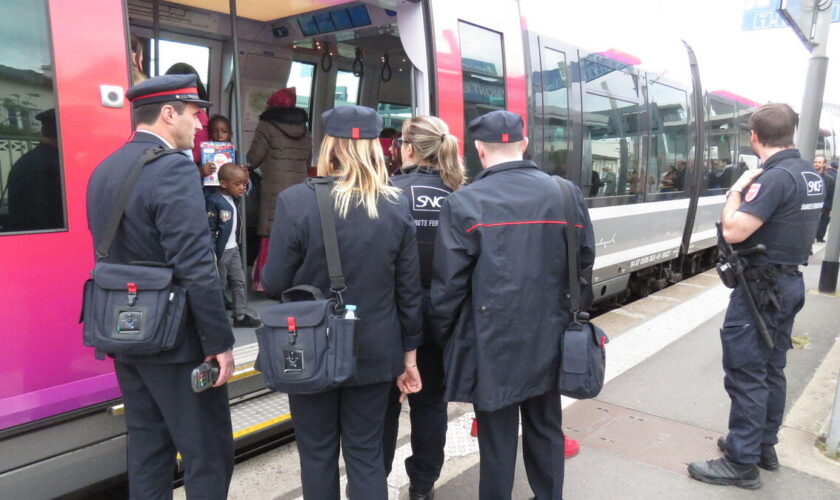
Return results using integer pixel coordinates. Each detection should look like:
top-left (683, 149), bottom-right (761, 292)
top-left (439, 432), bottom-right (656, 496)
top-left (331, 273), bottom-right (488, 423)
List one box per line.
top-left (583, 93), bottom-right (640, 199)
top-left (149, 39), bottom-right (211, 89)
top-left (335, 70), bottom-right (361, 107)
top-left (648, 81), bottom-right (689, 195)
top-left (288, 61), bottom-right (316, 126)
top-left (706, 97), bottom-right (736, 194)
top-left (0, 0), bottom-right (65, 234)
top-left (459, 21), bottom-right (506, 176)
top-left (538, 47), bottom-right (570, 177)
top-left (377, 102), bottom-right (412, 130)
top-left (582, 56), bottom-right (639, 100)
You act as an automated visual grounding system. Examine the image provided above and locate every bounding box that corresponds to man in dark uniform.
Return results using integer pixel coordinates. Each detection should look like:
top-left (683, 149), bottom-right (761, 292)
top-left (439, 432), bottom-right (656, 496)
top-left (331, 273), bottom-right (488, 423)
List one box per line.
top-left (816, 157), bottom-right (836, 242)
top-left (6, 109), bottom-right (63, 232)
top-left (430, 110), bottom-right (595, 500)
top-left (688, 103), bottom-right (824, 489)
top-left (86, 74), bottom-right (236, 499)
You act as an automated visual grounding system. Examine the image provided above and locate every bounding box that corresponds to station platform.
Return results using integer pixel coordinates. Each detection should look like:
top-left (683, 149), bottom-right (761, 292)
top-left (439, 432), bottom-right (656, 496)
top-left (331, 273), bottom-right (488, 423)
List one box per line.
top-left (175, 244), bottom-right (840, 500)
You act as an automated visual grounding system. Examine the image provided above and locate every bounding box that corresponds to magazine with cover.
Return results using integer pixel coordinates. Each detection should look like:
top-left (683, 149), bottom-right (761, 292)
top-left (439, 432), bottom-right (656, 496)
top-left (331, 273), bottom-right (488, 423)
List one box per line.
top-left (200, 142), bottom-right (236, 186)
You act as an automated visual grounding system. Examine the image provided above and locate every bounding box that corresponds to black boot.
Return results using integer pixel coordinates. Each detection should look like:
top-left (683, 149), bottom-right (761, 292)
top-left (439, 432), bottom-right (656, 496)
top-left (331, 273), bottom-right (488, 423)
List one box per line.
top-left (717, 436), bottom-right (779, 471)
top-left (687, 457), bottom-right (761, 489)
top-left (409, 486), bottom-right (434, 500)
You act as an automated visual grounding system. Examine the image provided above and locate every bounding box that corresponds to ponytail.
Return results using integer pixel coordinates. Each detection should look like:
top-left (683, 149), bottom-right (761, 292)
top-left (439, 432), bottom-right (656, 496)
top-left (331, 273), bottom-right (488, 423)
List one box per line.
top-left (401, 116), bottom-right (466, 191)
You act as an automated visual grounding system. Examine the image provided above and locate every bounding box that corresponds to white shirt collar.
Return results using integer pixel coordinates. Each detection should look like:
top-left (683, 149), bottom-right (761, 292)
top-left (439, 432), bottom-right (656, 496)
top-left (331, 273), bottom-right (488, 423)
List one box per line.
top-left (135, 129), bottom-right (175, 150)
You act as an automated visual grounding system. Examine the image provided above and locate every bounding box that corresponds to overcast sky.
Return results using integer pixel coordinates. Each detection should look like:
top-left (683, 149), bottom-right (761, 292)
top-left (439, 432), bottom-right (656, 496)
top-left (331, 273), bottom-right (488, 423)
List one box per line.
top-left (523, 0), bottom-right (840, 121)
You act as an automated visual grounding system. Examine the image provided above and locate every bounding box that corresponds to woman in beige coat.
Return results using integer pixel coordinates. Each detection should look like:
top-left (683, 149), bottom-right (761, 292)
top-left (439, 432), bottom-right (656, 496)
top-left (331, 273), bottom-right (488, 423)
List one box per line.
top-left (247, 87), bottom-right (312, 289)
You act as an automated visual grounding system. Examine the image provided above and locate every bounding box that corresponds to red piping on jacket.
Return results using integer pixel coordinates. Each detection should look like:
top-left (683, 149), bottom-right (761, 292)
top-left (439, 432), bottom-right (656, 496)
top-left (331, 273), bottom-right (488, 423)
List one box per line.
top-left (465, 220), bottom-right (585, 233)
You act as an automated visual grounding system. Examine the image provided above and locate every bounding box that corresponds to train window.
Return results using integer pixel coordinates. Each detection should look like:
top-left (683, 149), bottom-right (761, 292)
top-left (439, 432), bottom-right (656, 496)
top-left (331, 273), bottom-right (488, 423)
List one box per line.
top-left (288, 61), bottom-right (316, 125)
top-left (377, 102), bottom-right (412, 130)
top-left (149, 39), bottom-right (211, 89)
top-left (706, 98), bottom-right (737, 194)
top-left (537, 47), bottom-right (569, 177)
top-left (335, 70), bottom-right (361, 107)
top-left (459, 21), bottom-right (506, 176)
top-left (582, 93), bottom-right (640, 199)
top-left (582, 57), bottom-right (638, 100)
top-left (0, 0), bottom-right (66, 234)
top-left (648, 82), bottom-right (689, 194)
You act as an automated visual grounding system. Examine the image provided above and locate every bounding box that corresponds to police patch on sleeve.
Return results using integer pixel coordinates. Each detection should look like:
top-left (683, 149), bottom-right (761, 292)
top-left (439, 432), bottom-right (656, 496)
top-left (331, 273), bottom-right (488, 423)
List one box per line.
top-left (220, 210), bottom-right (232, 222)
top-left (744, 183), bottom-right (761, 202)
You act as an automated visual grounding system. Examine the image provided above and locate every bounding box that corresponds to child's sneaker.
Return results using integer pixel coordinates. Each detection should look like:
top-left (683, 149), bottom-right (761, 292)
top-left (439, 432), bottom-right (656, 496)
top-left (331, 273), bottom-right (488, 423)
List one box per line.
top-left (233, 313), bottom-right (261, 328)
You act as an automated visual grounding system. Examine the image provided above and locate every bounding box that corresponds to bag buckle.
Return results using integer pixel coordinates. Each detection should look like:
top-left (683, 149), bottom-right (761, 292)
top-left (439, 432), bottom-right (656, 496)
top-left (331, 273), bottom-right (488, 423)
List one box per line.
top-left (572, 309), bottom-right (589, 326)
top-left (287, 316), bottom-right (297, 345)
top-left (127, 282), bottom-right (138, 306)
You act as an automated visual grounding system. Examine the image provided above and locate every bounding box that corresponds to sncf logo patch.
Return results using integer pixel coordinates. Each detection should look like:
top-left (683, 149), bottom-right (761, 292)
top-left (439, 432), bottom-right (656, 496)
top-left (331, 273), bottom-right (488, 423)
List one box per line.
top-left (220, 210), bottom-right (232, 222)
top-left (801, 171), bottom-right (824, 196)
top-left (745, 183), bottom-right (761, 202)
top-left (410, 185), bottom-right (449, 212)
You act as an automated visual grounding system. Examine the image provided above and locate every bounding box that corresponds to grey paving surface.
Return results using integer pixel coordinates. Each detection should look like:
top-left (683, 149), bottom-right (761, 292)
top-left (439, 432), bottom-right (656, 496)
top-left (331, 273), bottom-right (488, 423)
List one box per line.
top-left (438, 443), bottom-right (840, 499)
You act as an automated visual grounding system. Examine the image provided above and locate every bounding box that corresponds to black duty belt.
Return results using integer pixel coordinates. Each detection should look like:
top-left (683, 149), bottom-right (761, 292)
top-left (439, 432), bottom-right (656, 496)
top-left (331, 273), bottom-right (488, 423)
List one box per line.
top-left (744, 264), bottom-right (799, 280)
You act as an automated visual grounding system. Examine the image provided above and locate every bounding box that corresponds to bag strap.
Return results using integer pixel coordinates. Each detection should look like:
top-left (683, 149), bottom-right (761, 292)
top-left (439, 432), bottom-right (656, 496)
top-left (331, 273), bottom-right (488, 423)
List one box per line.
top-left (313, 179), bottom-right (347, 301)
top-left (553, 176), bottom-right (581, 313)
top-left (95, 147), bottom-right (182, 261)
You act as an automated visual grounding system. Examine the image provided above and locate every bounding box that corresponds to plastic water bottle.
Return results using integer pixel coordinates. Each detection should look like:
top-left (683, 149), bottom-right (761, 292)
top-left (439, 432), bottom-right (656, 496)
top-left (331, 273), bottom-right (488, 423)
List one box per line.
top-left (344, 305), bottom-right (357, 320)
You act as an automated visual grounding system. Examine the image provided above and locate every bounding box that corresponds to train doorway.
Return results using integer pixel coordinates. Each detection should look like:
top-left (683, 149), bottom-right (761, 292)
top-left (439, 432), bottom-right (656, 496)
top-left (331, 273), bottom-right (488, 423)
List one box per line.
top-left (126, 0), bottom-right (432, 346)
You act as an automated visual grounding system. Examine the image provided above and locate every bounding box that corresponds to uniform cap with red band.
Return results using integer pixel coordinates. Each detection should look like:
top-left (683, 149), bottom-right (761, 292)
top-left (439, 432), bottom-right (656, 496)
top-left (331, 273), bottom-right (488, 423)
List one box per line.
top-left (321, 105), bottom-right (383, 140)
top-left (126, 74), bottom-right (212, 109)
top-left (468, 110), bottom-right (525, 143)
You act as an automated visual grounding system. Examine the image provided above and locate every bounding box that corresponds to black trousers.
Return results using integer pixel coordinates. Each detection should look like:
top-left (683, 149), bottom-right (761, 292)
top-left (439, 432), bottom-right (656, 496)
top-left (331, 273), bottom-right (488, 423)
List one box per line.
top-left (721, 273), bottom-right (804, 464)
top-left (474, 388), bottom-right (565, 500)
top-left (289, 382), bottom-right (392, 500)
top-left (382, 342), bottom-right (448, 493)
top-left (115, 361), bottom-right (234, 500)
top-left (816, 209), bottom-right (830, 241)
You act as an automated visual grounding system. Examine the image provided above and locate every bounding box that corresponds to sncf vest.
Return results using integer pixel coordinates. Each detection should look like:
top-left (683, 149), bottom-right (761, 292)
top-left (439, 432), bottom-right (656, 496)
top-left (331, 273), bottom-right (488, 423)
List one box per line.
top-left (737, 151), bottom-right (825, 265)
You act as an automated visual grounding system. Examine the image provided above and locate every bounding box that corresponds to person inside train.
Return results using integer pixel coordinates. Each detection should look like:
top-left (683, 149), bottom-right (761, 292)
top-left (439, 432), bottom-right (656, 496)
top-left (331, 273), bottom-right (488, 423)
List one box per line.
top-left (129, 33), bottom-right (146, 84)
top-left (165, 63), bottom-right (212, 173)
top-left (261, 105), bottom-right (423, 500)
top-left (247, 87), bottom-right (311, 291)
top-left (659, 165), bottom-right (677, 192)
top-left (205, 163), bottom-right (261, 328)
top-left (383, 115), bottom-right (466, 500)
top-left (6, 108), bottom-right (62, 232)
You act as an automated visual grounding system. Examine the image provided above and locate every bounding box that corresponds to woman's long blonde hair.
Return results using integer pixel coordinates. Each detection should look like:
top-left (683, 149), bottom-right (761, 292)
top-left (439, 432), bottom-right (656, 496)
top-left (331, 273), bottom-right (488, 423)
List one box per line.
top-left (401, 116), bottom-right (466, 190)
top-left (316, 135), bottom-right (400, 219)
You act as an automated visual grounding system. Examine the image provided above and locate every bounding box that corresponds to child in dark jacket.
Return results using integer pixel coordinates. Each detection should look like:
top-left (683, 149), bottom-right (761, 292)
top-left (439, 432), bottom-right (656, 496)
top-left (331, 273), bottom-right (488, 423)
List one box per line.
top-left (206, 163), bottom-right (261, 328)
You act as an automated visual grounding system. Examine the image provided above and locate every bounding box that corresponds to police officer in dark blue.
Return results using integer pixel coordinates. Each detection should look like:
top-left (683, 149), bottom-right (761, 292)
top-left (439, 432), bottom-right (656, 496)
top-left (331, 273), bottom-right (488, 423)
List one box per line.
top-left (689, 103), bottom-right (825, 489)
top-left (87, 74), bottom-right (235, 499)
top-left (262, 105), bottom-right (423, 500)
top-left (430, 110), bottom-right (595, 500)
top-left (383, 115), bottom-right (466, 500)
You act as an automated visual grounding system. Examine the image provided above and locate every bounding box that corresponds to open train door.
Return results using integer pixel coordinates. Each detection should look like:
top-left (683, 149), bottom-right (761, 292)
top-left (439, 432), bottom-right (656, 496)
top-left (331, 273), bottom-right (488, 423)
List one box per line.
top-left (426, 0), bottom-right (527, 175)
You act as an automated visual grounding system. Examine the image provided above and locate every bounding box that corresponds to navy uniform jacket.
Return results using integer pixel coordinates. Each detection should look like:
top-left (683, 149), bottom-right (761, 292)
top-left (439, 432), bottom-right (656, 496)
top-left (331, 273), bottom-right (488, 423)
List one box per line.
top-left (391, 166), bottom-right (454, 289)
top-left (430, 160), bottom-right (596, 412)
top-left (261, 178), bottom-right (423, 385)
top-left (205, 190), bottom-right (242, 259)
top-left (86, 131), bottom-right (235, 363)
top-left (736, 149), bottom-right (824, 265)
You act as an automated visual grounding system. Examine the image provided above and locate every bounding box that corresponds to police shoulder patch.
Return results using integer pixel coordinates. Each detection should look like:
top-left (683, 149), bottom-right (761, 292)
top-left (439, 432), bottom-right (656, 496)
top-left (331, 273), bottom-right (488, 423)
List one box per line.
top-left (744, 183), bottom-right (761, 202)
top-left (220, 210), bottom-right (232, 222)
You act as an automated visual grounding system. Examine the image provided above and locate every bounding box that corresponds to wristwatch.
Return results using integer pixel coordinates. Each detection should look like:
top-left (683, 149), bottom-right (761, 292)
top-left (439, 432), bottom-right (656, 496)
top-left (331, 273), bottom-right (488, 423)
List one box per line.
top-left (725, 188), bottom-right (742, 198)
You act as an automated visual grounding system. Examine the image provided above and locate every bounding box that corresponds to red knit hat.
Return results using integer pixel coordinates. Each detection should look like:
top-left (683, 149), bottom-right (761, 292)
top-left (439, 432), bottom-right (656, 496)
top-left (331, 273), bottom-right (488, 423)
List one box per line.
top-left (266, 87), bottom-right (296, 109)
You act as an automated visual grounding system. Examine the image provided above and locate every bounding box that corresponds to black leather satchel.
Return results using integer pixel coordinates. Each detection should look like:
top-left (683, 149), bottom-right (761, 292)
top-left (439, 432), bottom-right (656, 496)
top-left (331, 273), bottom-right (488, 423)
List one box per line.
top-left (255, 178), bottom-right (357, 394)
top-left (554, 176), bottom-right (608, 399)
top-left (81, 147), bottom-right (188, 359)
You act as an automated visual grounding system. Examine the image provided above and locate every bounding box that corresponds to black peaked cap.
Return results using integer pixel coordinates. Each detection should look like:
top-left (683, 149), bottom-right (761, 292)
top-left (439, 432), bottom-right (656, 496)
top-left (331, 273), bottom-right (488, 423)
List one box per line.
top-left (322, 105), bottom-right (383, 139)
top-left (468, 110), bottom-right (524, 143)
top-left (126, 74), bottom-right (212, 108)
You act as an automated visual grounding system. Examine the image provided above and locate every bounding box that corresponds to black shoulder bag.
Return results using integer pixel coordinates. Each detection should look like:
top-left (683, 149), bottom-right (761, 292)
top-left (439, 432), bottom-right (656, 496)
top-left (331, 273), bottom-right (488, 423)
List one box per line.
top-left (255, 178), bottom-right (358, 394)
top-left (82, 147), bottom-right (188, 359)
top-left (554, 176), bottom-right (609, 399)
